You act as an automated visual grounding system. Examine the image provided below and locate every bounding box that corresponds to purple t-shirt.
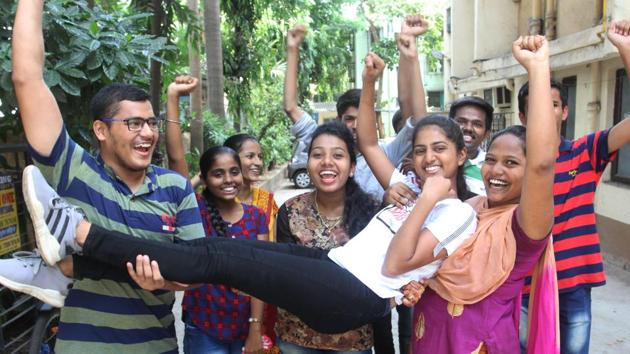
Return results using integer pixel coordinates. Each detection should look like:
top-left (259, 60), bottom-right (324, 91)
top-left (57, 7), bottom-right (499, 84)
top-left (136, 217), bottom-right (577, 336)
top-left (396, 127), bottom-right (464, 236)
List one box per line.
top-left (411, 210), bottom-right (549, 353)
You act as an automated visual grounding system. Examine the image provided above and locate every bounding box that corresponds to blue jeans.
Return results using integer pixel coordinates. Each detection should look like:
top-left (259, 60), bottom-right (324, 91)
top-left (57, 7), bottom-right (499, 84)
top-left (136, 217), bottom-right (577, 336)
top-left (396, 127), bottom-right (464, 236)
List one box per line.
top-left (520, 287), bottom-right (592, 354)
top-left (184, 323), bottom-right (244, 354)
top-left (278, 339), bottom-right (372, 354)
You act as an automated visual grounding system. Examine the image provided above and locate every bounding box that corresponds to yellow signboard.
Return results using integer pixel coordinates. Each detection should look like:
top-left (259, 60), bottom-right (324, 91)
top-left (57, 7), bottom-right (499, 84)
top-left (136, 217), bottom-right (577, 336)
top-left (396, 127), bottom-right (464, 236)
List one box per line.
top-left (0, 175), bottom-right (21, 256)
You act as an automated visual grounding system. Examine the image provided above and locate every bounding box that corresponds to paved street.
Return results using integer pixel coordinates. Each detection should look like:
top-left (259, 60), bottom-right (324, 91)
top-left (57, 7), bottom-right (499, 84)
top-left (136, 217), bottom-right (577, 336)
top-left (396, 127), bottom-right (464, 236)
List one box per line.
top-left (175, 178), bottom-right (630, 354)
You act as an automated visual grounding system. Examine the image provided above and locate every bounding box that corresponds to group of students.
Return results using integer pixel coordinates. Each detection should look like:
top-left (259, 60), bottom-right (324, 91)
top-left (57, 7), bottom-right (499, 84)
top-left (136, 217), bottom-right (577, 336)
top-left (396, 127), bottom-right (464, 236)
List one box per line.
top-left (2, 1), bottom-right (630, 354)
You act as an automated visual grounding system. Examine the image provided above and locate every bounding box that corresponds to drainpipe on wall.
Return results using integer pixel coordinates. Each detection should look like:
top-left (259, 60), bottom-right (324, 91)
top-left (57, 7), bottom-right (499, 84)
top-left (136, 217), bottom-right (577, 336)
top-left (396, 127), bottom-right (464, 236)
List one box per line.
top-left (529, 0), bottom-right (543, 35)
top-left (545, 0), bottom-right (557, 40)
top-left (587, 61), bottom-right (602, 133)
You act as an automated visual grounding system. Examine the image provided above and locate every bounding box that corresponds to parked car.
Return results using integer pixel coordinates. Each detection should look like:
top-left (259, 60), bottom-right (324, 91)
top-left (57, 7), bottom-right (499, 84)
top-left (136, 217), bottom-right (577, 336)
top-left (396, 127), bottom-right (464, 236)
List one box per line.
top-left (287, 138), bottom-right (310, 188)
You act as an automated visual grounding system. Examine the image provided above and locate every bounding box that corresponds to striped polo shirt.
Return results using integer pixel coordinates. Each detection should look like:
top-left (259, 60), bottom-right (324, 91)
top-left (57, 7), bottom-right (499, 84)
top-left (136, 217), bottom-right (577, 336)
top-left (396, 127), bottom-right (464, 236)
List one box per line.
top-left (463, 148), bottom-right (486, 196)
top-left (29, 127), bottom-right (204, 353)
top-left (524, 130), bottom-right (616, 294)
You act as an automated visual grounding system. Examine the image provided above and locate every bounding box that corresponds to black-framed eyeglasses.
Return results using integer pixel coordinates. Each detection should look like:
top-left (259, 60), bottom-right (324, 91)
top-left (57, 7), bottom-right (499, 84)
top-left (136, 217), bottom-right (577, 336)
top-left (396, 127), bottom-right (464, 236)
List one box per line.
top-left (100, 117), bottom-right (163, 132)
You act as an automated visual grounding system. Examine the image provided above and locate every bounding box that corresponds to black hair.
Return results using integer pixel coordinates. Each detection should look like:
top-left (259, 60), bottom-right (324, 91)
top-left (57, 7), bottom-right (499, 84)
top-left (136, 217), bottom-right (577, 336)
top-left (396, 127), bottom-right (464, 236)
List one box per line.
top-left (488, 125), bottom-right (527, 154)
top-left (199, 146), bottom-right (241, 237)
top-left (336, 89), bottom-right (361, 118)
top-left (448, 96), bottom-right (494, 131)
top-left (223, 133), bottom-right (259, 153)
top-left (90, 83), bottom-right (151, 121)
top-left (412, 115), bottom-right (472, 200)
top-left (308, 121), bottom-right (380, 237)
top-left (392, 110), bottom-right (404, 134)
top-left (517, 79), bottom-right (567, 114)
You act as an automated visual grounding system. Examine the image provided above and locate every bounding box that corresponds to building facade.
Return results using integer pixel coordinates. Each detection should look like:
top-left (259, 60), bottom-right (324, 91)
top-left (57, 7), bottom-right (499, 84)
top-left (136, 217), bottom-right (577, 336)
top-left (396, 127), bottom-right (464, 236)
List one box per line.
top-left (444, 0), bottom-right (630, 265)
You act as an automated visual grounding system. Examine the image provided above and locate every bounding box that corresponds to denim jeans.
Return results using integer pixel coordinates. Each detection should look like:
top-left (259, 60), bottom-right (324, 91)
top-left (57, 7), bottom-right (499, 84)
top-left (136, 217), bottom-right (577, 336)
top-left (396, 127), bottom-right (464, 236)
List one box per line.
top-left (184, 323), bottom-right (244, 354)
top-left (82, 224), bottom-right (391, 334)
top-left (520, 287), bottom-right (592, 354)
top-left (278, 339), bottom-right (372, 354)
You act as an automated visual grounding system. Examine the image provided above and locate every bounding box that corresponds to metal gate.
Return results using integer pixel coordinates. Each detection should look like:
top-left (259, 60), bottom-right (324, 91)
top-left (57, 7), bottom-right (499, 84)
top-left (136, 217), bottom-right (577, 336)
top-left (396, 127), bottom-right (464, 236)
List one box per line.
top-left (0, 143), bottom-right (40, 353)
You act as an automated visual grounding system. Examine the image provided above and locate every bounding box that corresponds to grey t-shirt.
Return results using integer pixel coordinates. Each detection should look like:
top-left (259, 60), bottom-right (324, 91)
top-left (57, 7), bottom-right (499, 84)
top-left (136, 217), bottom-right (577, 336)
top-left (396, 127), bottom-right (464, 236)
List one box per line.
top-left (290, 112), bottom-right (413, 201)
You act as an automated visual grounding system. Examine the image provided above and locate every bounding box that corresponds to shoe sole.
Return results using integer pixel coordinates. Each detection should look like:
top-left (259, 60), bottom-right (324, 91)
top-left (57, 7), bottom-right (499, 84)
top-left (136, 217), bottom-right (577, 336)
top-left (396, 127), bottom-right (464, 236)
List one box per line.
top-left (0, 273), bottom-right (65, 308)
top-left (23, 165), bottom-right (62, 266)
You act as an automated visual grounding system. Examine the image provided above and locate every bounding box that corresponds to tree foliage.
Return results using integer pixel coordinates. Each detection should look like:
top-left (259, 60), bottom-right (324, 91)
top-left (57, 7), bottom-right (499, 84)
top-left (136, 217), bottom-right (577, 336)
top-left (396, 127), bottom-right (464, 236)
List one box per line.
top-left (358, 0), bottom-right (444, 72)
top-left (0, 0), bottom-right (171, 144)
top-left (215, 0), bottom-right (356, 165)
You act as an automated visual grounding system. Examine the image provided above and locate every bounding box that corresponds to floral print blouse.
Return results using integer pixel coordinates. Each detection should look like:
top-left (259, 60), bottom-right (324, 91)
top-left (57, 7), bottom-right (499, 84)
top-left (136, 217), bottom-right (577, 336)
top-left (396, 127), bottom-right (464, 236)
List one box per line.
top-left (274, 191), bottom-right (374, 351)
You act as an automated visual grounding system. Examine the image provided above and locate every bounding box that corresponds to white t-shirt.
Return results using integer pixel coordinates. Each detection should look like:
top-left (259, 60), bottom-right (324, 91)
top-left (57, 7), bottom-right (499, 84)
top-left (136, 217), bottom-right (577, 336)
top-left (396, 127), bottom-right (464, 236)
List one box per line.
top-left (327, 181), bottom-right (477, 304)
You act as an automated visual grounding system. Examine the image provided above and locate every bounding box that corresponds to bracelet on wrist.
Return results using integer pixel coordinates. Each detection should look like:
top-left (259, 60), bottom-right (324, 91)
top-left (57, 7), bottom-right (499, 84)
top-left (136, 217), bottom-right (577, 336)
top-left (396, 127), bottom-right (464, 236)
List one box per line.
top-left (165, 119), bottom-right (180, 124)
top-left (248, 317), bottom-right (261, 323)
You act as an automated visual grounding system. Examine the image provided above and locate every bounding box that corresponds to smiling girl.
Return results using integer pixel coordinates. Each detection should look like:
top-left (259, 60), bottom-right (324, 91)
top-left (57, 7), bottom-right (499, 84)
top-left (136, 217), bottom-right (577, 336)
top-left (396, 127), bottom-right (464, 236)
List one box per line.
top-left (274, 122), bottom-right (380, 353)
top-left (181, 146), bottom-right (269, 354)
top-left (410, 36), bottom-right (560, 353)
top-left (223, 134), bottom-right (278, 243)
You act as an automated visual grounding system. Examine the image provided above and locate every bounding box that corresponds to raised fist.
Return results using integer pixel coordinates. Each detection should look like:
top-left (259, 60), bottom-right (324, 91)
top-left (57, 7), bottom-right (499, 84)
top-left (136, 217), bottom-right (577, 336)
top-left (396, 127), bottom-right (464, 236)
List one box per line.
top-left (362, 52), bottom-right (385, 82)
top-left (287, 24), bottom-right (307, 49)
top-left (512, 35), bottom-right (549, 70)
top-left (420, 174), bottom-right (452, 203)
top-left (401, 15), bottom-right (429, 37)
top-left (167, 75), bottom-right (199, 96)
top-left (607, 20), bottom-right (630, 50)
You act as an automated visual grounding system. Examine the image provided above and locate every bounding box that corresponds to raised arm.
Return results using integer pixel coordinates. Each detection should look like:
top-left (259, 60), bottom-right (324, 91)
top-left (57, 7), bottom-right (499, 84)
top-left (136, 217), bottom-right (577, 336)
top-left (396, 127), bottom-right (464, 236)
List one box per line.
top-left (283, 24), bottom-right (307, 123)
top-left (165, 75), bottom-right (199, 177)
top-left (512, 36), bottom-right (558, 240)
top-left (606, 20), bottom-right (630, 152)
top-left (356, 53), bottom-right (397, 188)
top-left (12, 0), bottom-right (63, 156)
top-left (397, 15), bottom-right (428, 124)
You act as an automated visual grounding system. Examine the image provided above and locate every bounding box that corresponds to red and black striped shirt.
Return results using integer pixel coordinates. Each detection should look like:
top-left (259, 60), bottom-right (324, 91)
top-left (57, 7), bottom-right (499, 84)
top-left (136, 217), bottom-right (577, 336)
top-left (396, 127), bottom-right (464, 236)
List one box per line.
top-left (525, 130), bottom-right (617, 294)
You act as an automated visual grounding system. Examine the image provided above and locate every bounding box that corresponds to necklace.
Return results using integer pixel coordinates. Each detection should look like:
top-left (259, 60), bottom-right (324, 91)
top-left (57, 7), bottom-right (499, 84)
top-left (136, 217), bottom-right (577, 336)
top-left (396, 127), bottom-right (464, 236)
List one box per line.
top-left (313, 192), bottom-right (343, 235)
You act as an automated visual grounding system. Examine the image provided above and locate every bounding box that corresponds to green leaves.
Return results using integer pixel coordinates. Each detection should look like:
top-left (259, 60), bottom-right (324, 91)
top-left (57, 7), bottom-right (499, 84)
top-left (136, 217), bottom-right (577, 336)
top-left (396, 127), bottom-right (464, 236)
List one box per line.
top-left (43, 70), bottom-right (62, 87)
top-left (0, 0), bottom-right (171, 133)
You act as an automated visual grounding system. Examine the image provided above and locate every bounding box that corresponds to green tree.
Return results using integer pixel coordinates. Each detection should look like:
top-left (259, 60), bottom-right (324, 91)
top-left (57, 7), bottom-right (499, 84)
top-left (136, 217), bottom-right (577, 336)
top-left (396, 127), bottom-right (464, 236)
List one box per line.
top-left (0, 0), bottom-right (170, 144)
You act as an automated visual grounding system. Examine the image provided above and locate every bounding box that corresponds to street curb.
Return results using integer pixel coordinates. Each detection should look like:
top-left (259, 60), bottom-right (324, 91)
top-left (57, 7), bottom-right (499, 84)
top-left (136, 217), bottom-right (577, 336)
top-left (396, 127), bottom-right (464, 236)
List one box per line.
top-left (258, 164), bottom-right (288, 193)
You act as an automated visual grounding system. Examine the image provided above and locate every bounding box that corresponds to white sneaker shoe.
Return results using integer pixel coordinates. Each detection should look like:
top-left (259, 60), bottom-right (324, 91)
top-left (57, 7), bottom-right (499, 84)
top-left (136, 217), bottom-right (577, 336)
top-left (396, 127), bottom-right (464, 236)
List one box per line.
top-left (0, 251), bottom-right (71, 308)
top-left (22, 165), bottom-right (84, 265)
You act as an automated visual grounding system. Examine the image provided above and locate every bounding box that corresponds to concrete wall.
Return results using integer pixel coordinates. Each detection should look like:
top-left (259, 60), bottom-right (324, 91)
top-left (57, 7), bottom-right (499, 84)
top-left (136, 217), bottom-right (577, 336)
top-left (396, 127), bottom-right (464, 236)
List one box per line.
top-left (557, 0), bottom-right (601, 38)
top-left (611, 0), bottom-right (630, 21)
top-left (450, 0), bottom-right (475, 78)
top-left (473, 0), bottom-right (519, 60)
top-left (517, 0), bottom-right (533, 35)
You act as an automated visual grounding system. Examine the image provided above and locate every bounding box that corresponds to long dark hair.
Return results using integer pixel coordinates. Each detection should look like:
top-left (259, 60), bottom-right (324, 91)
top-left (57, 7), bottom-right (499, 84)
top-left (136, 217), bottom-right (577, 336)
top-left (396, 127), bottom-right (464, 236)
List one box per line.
top-left (308, 121), bottom-right (380, 237)
top-left (412, 115), bottom-right (472, 201)
top-left (199, 146), bottom-right (241, 237)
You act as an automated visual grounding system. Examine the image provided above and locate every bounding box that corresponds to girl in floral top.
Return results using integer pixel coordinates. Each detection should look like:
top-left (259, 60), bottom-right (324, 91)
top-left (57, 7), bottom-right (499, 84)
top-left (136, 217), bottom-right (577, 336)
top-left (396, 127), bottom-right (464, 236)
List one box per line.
top-left (274, 126), bottom-right (381, 353)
